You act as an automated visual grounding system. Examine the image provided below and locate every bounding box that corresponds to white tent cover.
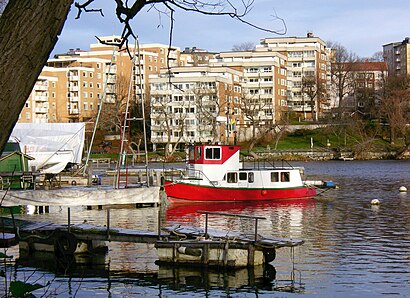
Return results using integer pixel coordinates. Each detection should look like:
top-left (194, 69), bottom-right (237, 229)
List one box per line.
top-left (9, 123), bottom-right (85, 173)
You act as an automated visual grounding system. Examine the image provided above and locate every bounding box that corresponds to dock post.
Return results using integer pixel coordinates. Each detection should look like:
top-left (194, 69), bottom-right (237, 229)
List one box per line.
top-left (67, 207), bottom-right (71, 233)
top-left (157, 208), bottom-right (161, 239)
top-left (204, 213), bottom-right (209, 239)
top-left (254, 218), bottom-right (259, 241)
top-left (106, 208), bottom-right (110, 240)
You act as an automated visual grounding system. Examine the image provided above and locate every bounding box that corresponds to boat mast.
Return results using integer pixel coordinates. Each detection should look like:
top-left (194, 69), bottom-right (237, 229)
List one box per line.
top-left (115, 40), bottom-right (138, 188)
top-left (135, 37), bottom-right (150, 186)
top-left (83, 47), bottom-right (117, 175)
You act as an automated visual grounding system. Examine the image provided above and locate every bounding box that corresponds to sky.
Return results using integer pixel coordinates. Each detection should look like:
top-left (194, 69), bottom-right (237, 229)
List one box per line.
top-left (53, 0), bottom-right (410, 58)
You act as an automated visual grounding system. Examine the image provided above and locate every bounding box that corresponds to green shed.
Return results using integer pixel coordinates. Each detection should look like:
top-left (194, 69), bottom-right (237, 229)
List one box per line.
top-left (0, 152), bottom-right (35, 189)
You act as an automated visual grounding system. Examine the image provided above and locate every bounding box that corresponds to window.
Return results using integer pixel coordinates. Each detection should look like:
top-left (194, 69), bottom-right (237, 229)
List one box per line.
top-left (248, 172), bottom-right (254, 183)
top-left (271, 172), bottom-right (279, 182)
top-left (205, 147), bottom-right (221, 160)
top-left (90, 103), bottom-right (94, 110)
top-left (83, 103), bottom-right (88, 110)
top-left (227, 172), bottom-right (237, 183)
top-left (239, 172), bottom-right (247, 181)
top-left (281, 172), bottom-right (290, 182)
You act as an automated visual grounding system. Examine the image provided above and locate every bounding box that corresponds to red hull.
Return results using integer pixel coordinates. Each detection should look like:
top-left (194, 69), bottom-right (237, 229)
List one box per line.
top-left (164, 181), bottom-right (316, 202)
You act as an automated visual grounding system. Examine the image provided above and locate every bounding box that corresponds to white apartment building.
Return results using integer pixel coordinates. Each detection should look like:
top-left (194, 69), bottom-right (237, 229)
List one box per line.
top-left (149, 66), bottom-right (242, 151)
top-left (210, 50), bottom-right (288, 128)
top-left (256, 33), bottom-right (331, 120)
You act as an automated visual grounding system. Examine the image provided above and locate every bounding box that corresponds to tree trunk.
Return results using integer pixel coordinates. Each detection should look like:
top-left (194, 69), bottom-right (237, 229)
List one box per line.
top-left (0, 0), bottom-right (73, 153)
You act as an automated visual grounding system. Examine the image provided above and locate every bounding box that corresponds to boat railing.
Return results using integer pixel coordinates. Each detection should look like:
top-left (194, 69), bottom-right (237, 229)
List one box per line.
top-left (186, 168), bottom-right (219, 186)
top-left (243, 158), bottom-right (296, 170)
top-left (163, 168), bottom-right (218, 186)
top-left (197, 210), bottom-right (266, 241)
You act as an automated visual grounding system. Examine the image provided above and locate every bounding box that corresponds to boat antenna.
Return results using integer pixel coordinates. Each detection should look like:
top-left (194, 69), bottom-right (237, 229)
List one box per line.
top-left (83, 45), bottom-right (117, 175)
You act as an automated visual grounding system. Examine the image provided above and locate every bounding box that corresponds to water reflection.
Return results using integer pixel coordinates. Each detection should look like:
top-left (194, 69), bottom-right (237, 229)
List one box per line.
top-left (2, 160), bottom-right (410, 296)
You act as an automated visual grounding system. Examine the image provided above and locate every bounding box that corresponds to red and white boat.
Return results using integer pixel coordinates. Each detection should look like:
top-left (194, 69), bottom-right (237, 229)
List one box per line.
top-left (164, 144), bottom-right (317, 202)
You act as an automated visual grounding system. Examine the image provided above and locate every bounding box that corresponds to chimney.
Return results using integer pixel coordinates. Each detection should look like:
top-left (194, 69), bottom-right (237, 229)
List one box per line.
top-left (307, 32), bottom-right (314, 38)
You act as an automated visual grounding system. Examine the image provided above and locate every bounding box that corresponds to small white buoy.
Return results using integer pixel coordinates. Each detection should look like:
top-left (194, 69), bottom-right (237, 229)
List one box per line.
top-left (399, 186), bottom-right (407, 192)
top-left (371, 199), bottom-right (380, 205)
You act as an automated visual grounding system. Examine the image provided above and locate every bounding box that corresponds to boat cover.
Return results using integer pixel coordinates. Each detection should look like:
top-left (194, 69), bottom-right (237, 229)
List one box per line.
top-left (9, 123), bottom-right (85, 174)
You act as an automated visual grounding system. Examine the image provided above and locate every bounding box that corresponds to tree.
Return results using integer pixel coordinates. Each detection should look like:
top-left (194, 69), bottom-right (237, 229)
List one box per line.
top-left (232, 42), bottom-right (255, 51)
top-left (193, 86), bottom-right (224, 144)
top-left (0, 0), bottom-right (282, 154)
top-left (0, 0), bottom-right (73, 154)
top-left (328, 42), bottom-right (358, 118)
top-left (380, 76), bottom-right (410, 145)
top-left (301, 75), bottom-right (321, 121)
top-left (98, 74), bottom-right (130, 134)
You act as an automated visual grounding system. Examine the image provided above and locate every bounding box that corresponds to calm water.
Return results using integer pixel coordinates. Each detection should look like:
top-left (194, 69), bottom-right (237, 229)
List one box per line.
top-left (1, 160), bottom-right (410, 297)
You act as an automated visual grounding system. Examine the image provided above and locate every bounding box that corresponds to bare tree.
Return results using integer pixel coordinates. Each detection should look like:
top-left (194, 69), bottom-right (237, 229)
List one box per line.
top-left (380, 76), bottom-right (410, 145)
top-left (151, 90), bottom-right (190, 159)
top-left (302, 75), bottom-right (319, 121)
top-left (0, 0), bottom-right (285, 154)
top-left (193, 86), bottom-right (223, 143)
top-left (232, 42), bottom-right (255, 51)
top-left (240, 91), bottom-right (268, 151)
top-left (98, 74), bottom-right (130, 134)
top-left (328, 42), bottom-right (358, 118)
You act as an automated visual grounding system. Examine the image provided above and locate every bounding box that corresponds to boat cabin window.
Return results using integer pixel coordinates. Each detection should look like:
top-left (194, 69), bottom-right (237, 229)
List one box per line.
top-left (281, 172), bottom-right (290, 182)
top-left (248, 172), bottom-right (254, 183)
top-left (271, 172), bottom-right (279, 182)
top-left (239, 172), bottom-right (247, 181)
top-left (188, 147), bottom-right (195, 160)
top-left (227, 172), bottom-right (237, 183)
top-left (271, 171), bottom-right (290, 182)
top-left (205, 147), bottom-right (221, 160)
top-left (195, 147), bottom-right (202, 160)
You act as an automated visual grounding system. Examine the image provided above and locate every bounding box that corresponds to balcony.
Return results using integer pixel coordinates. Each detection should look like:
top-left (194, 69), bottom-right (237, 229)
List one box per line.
top-left (34, 107), bottom-right (48, 114)
top-left (68, 75), bottom-right (79, 81)
top-left (69, 96), bottom-right (79, 102)
top-left (69, 108), bottom-right (79, 115)
top-left (33, 95), bottom-right (48, 102)
top-left (69, 86), bottom-right (79, 91)
top-left (34, 84), bottom-right (48, 91)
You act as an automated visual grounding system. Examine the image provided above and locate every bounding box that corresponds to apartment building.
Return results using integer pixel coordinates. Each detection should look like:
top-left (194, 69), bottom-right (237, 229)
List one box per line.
top-left (19, 75), bottom-right (58, 123)
top-left (210, 50), bottom-right (288, 129)
top-left (149, 66), bottom-right (242, 151)
top-left (256, 33), bottom-right (331, 120)
top-left (20, 55), bottom-right (110, 124)
top-left (338, 61), bottom-right (387, 117)
top-left (20, 36), bottom-right (181, 125)
top-left (383, 37), bottom-right (410, 77)
top-left (180, 47), bottom-right (217, 66)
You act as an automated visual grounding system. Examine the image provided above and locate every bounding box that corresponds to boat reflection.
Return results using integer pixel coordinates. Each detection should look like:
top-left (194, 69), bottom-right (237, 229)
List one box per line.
top-left (166, 198), bottom-right (316, 223)
top-left (16, 251), bottom-right (304, 294)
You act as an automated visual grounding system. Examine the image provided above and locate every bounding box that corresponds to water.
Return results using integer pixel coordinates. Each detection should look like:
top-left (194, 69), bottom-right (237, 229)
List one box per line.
top-left (1, 160), bottom-right (410, 297)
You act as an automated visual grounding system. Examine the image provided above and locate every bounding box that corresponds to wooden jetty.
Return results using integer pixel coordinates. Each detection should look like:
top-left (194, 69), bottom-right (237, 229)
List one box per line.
top-left (0, 210), bottom-right (304, 268)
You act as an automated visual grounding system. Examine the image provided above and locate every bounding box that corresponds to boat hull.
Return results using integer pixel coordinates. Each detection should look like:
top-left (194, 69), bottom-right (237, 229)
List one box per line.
top-left (164, 181), bottom-right (316, 202)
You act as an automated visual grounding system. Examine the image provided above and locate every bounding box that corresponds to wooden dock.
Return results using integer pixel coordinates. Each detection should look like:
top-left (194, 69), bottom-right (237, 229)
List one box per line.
top-left (0, 210), bottom-right (304, 268)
